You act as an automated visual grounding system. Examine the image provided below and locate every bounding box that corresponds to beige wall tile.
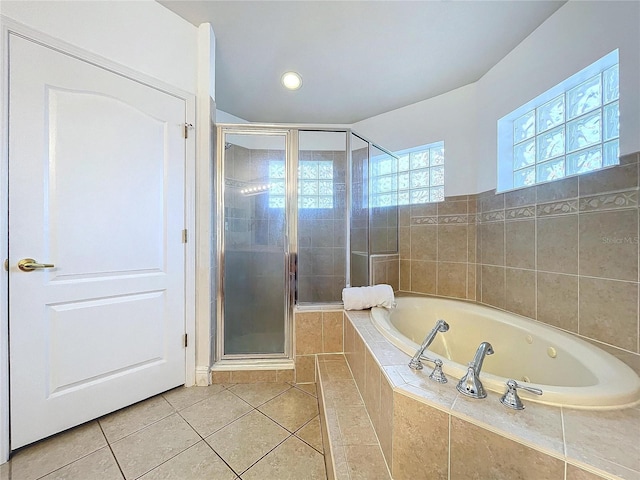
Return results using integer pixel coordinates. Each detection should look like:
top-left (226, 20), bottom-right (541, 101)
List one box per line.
top-left (480, 221), bottom-right (505, 266)
top-left (579, 277), bottom-right (638, 352)
top-left (481, 265), bottom-right (505, 309)
top-left (363, 350), bottom-right (381, 432)
top-left (296, 312), bottom-right (323, 355)
top-left (438, 199), bottom-right (468, 215)
top-left (410, 260), bottom-right (437, 294)
top-left (505, 268), bottom-right (536, 319)
top-left (579, 209), bottom-right (638, 281)
top-left (344, 318), bottom-right (355, 360)
top-left (450, 417), bottom-right (564, 480)
top-left (410, 203), bottom-right (437, 217)
top-left (399, 206), bottom-right (410, 227)
top-left (505, 219), bottom-right (535, 269)
top-left (536, 272), bottom-right (579, 332)
top-left (351, 332), bottom-right (367, 393)
top-left (536, 176), bottom-right (578, 202)
top-left (211, 371), bottom-right (231, 384)
top-left (505, 186), bottom-right (536, 208)
top-left (410, 225), bottom-right (437, 261)
top-left (323, 311), bottom-right (344, 353)
top-left (387, 259), bottom-right (400, 291)
top-left (467, 224), bottom-right (477, 263)
top-left (230, 370), bottom-right (278, 383)
top-left (537, 215), bottom-right (578, 274)
top-left (399, 226), bottom-right (410, 260)
top-left (296, 355), bottom-right (316, 384)
top-left (578, 163), bottom-right (638, 196)
top-left (438, 225), bottom-right (468, 262)
top-left (437, 262), bottom-right (467, 299)
top-left (392, 392), bottom-right (448, 480)
top-left (400, 260), bottom-right (410, 291)
top-left (335, 405), bottom-right (378, 445)
top-left (480, 192), bottom-right (505, 213)
top-left (378, 375), bottom-right (394, 470)
top-left (468, 197), bottom-right (477, 214)
top-left (467, 264), bottom-right (476, 301)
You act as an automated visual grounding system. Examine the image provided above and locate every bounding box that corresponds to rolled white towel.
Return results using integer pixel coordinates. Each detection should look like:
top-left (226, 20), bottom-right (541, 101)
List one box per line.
top-left (342, 284), bottom-right (395, 310)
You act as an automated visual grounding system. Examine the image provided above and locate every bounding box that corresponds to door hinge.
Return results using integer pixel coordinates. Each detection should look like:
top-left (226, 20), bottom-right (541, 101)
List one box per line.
top-left (3, 259), bottom-right (8, 272)
top-left (183, 334), bottom-right (188, 348)
top-left (182, 229), bottom-right (188, 243)
top-left (183, 123), bottom-right (194, 139)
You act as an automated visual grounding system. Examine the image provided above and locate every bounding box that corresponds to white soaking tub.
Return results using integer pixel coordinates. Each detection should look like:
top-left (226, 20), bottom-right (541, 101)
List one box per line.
top-left (370, 296), bottom-right (640, 409)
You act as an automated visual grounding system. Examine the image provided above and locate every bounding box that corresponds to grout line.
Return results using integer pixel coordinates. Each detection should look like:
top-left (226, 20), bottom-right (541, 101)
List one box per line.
top-left (97, 421), bottom-right (127, 480)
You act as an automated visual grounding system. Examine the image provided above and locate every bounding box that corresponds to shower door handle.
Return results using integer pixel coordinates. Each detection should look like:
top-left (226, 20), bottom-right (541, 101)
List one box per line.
top-left (289, 252), bottom-right (297, 305)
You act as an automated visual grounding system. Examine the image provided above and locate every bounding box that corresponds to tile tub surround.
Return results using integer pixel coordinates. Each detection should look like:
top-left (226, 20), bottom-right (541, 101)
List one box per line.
top-left (343, 310), bottom-right (640, 480)
top-left (399, 152), bottom-right (640, 376)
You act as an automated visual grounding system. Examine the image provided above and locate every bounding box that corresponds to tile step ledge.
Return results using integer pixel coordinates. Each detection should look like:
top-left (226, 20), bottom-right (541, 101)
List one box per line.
top-left (316, 353), bottom-right (392, 480)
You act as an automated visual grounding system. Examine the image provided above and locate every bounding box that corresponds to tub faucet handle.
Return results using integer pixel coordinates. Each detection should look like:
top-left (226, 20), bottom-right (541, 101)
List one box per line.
top-left (428, 358), bottom-right (447, 384)
top-left (500, 379), bottom-right (543, 410)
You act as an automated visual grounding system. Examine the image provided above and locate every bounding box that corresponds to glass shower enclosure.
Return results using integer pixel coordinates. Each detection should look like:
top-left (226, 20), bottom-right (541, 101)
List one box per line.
top-left (215, 125), bottom-right (397, 364)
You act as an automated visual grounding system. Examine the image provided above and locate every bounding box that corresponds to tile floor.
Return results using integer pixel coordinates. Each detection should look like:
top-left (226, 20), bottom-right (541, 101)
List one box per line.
top-left (1, 382), bottom-right (327, 480)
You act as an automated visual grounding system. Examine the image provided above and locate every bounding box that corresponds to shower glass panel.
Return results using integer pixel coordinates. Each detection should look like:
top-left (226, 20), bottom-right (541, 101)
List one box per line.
top-left (350, 134), bottom-right (369, 287)
top-left (222, 133), bottom-right (287, 355)
top-left (369, 145), bottom-right (399, 254)
top-left (297, 131), bottom-right (347, 303)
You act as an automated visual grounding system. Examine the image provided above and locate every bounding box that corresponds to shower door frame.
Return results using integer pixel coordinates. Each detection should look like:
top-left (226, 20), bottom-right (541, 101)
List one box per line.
top-left (215, 125), bottom-right (298, 364)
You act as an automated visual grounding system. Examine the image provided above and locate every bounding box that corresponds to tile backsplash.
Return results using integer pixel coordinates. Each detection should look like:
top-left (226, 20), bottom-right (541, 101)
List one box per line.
top-left (399, 152), bottom-right (640, 374)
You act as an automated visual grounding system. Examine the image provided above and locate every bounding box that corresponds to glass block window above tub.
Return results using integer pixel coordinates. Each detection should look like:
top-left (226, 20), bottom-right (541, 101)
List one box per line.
top-left (370, 141), bottom-right (445, 207)
top-left (268, 160), bottom-right (333, 208)
top-left (497, 50), bottom-right (619, 193)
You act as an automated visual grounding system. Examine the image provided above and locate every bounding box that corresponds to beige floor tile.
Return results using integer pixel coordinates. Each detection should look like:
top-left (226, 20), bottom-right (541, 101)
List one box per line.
top-left (179, 390), bottom-right (253, 437)
top-left (0, 461), bottom-right (10, 480)
top-left (205, 410), bottom-right (289, 474)
top-left (295, 416), bottom-right (324, 453)
top-left (295, 383), bottom-right (317, 397)
top-left (242, 436), bottom-right (326, 480)
top-left (11, 421), bottom-right (107, 480)
top-left (99, 395), bottom-right (175, 443)
top-left (258, 387), bottom-right (319, 432)
top-left (161, 384), bottom-right (225, 411)
top-left (110, 414), bottom-right (200, 480)
top-left (40, 447), bottom-right (123, 480)
top-left (227, 382), bottom-right (291, 407)
top-left (138, 441), bottom-right (235, 480)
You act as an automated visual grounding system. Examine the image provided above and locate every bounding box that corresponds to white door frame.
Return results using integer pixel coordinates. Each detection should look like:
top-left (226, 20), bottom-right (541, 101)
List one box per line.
top-left (0, 16), bottom-right (198, 463)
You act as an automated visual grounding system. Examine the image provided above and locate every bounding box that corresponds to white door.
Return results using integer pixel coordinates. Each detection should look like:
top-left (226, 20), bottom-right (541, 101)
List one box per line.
top-left (8, 35), bottom-right (187, 449)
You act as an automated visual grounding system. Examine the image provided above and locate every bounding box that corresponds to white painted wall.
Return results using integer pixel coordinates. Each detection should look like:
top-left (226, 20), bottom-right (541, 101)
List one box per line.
top-left (0, 0), bottom-right (198, 94)
top-left (354, 0), bottom-right (640, 195)
top-left (475, 0), bottom-right (640, 192)
top-left (353, 84), bottom-right (478, 196)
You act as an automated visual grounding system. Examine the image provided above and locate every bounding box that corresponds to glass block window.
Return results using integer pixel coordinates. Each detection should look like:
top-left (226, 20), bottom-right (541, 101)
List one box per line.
top-left (497, 50), bottom-right (619, 192)
top-left (269, 160), bottom-right (333, 208)
top-left (370, 141), bottom-right (444, 207)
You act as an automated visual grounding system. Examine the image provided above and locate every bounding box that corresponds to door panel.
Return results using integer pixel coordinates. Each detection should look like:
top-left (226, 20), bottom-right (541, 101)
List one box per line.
top-left (8, 35), bottom-right (186, 448)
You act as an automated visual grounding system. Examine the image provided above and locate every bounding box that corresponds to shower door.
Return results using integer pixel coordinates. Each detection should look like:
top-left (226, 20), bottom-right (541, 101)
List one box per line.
top-left (218, 129), bottom-right (293, 358)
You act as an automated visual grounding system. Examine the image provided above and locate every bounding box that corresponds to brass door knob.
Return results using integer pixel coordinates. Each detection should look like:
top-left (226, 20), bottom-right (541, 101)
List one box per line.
top-left (17, 258), bottom-right (55, 272)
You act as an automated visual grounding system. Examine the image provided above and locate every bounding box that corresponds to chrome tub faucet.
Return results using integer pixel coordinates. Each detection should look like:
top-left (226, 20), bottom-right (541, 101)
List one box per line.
top-left (408, 319), bottom-right (449, 376)
top-left (456, 341), bottom-right (494, 399)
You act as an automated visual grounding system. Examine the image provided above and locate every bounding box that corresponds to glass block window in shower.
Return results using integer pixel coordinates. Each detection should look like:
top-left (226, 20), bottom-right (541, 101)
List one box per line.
top-left (369, 141), bottom-right (444, 207)
top-left (497, 50), bottom-right (619, 192)
top-left (269, 160), bottom-right (333, 208)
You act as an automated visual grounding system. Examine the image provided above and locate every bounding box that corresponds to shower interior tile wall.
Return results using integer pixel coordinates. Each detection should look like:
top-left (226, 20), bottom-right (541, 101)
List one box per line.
top-left (398, 152), bottom-right (640, 375)
top-left (298, 150), bottom-right (347, 303)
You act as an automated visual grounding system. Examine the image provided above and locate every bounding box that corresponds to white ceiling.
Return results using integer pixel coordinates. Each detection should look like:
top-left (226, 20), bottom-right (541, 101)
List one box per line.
top-left (158, 0), bottom-right (567, 124)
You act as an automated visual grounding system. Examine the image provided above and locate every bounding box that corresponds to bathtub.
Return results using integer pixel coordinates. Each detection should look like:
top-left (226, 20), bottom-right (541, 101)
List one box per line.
top-left (370, 296), bottom-right (640, 409)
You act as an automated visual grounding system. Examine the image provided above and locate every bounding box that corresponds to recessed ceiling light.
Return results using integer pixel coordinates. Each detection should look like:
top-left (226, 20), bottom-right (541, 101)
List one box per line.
top-left (281, 71), bottom-right (302, 90)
